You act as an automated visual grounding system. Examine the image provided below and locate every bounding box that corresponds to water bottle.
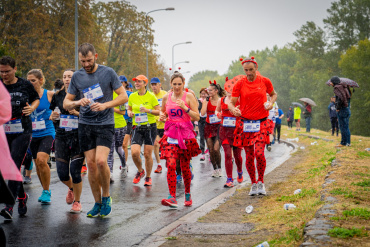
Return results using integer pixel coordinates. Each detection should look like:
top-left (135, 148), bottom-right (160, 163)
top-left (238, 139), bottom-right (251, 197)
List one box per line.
top-left (284, 204), bottom-right (296, 210)
top-left (294, 189), bottom-right (302, 195)
top-left (256, 241), bottom-right (269, 247)
top-left (245, 205), bottom-right (253, 214)
top-left (54, 107), bottom-right (60, 120)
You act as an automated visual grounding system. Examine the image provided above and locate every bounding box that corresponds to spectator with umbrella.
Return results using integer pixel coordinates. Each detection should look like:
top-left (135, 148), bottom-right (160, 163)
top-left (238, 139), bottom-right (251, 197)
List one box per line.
top-left (292, 102), bottom-right (302, 131)
top-left (300, 98), bottom-right (316, 133)
top-left (286, 106), bottom-right (293, 129)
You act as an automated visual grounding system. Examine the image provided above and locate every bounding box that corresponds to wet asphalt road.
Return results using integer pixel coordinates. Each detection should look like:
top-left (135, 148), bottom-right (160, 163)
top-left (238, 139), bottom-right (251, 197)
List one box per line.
top-left (1, 142), bottom-right (292, 246)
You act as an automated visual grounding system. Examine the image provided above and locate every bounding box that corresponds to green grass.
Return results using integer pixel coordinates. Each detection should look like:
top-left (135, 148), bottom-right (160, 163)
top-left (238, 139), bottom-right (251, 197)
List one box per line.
top-left (357, 151), bottom-right (370, 159)
top-left (352, 179), bottom-right (370, 187)
top-left (268, 226), bottom-right (303, 245)
top-left (353, 172), bottom-right (370, 177)
top-left (343, 208), bottom-right (370, 219)
top-left (330, 188), bottom-right (354, 198)
top-left (328, 227), bottom-right (368, 238)
top-left (276, 188), bottom-right (317, 202)
top-left (165, 237), bottom-right (177, 240)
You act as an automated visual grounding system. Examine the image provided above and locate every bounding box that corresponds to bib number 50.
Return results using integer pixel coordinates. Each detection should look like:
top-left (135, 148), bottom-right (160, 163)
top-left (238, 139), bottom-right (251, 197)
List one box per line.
top-left (170, 109), bottom-right (183, 117)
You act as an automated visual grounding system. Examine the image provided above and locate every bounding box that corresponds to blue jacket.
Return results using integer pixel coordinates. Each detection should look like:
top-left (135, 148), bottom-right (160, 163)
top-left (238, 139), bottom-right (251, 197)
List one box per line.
top-left (328, 102), bottom-right (337, 118)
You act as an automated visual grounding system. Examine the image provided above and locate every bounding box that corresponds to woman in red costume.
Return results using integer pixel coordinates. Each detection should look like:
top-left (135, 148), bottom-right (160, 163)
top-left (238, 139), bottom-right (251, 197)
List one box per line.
top-left (200, 80), bottom-right (225, 177)
top-left (215, 78), bottom-right (243, 188)
top-left (228, 57), bottom-right (277, 196)
top-left (159, 72), bottom-right (200, 208)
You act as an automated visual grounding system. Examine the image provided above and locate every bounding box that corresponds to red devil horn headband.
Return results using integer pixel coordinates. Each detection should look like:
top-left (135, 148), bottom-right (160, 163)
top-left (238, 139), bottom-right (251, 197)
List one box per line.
top-left (241, 56), bottom-right (257, 66)
top-left (209, 80), bottom-right (217, 85)
top-left (225, 77), bottom-right (229, 82)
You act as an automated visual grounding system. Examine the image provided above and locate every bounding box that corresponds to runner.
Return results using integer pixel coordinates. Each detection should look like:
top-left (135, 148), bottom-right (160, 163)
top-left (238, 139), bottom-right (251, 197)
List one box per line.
top-left (200, 80), bottom-right (225, 177)
top-left (121, 76), bottom-right (132, 177)
top-left (198, 88), bottom-right (208, 161)
top-left (27, 69), bottom-right (55, 204)
top-left (107, 78), bottom-right (128, 183)
top-left (150, 77), bottom-right (167, 174)
top-left (215, 80), bottom-right (243, 187)
top-left (0, 56), bottom-right (40, 219)
top-left (127, 75), bottom-right (160, 186)
top-left (228, 56), bottom-right (277, 196)
top-left (50, 69), bottom-right (85, 213)
top-left (159, 72), bottom-right (200, 208)
top-left (266, 96), bottom-right (278, 151)
top-left (64, 43), bottom-right (128, 217)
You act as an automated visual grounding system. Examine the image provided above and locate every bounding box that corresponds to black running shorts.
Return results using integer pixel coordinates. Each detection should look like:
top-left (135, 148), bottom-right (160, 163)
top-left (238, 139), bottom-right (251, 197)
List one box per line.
top-left (78, 123), bottom-right (114, 152)
top-left (131, 123), bottom-right (157, 146)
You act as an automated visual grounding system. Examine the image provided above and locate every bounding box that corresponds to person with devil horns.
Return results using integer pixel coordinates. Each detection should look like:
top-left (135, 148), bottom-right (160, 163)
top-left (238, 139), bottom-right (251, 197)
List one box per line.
top-left (228, 56), bottom-right (277, 196)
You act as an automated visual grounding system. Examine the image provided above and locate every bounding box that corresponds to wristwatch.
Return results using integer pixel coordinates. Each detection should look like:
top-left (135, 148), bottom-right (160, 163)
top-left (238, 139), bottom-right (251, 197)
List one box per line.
top-left (186, 108), bottom-right (190, 113)
top-left (150, 109), bottom-right (153, 113)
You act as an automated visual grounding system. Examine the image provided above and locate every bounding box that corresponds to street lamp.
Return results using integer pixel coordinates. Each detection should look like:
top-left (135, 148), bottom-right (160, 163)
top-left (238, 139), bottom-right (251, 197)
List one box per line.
top-left (75, 0), bottom-right (78, 71)
top-left (174, 61), bottom-right (189, 68)
top-left (146, 7), bottom-right (175, 79)
top-left (172, 41), bottom-right (192, 74)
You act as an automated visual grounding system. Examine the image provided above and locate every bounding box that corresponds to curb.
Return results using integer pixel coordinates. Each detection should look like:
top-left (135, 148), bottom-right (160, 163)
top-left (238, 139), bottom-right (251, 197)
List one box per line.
top-left (298, 133), bottom-right (334, 142)
top-left (140, 140), bottom-right (298, 247)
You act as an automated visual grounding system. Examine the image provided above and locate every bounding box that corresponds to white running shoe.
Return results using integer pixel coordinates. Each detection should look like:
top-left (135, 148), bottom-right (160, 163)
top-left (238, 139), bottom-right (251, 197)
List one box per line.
top-left (257, 181), bottom-right (267, 195)
top-left (120, 166), bottom-right (128, 179)
top-left (212, 169), bottom-right (218, 177)
top-left (217, 169), bottom-right (223, 177)
top-left (249, 183), bottom-right (258, 196)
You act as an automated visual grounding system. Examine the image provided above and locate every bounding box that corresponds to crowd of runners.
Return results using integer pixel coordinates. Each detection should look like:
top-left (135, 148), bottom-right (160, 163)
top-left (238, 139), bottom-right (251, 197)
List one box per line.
top-left (0, 43), bottom-right (282, 220)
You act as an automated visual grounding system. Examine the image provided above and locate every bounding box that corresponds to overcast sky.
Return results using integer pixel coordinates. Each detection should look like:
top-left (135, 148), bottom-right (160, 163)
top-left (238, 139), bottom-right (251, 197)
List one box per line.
top-left (101, 0), bottom-right (334, 82)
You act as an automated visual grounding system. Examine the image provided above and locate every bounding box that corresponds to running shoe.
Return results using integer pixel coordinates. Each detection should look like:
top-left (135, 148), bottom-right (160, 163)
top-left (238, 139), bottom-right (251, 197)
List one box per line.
top-left (267, 145), bottom-right (272, 152)
top-left (217, 169), bottom-right (223, 177)
top-left (0, 206), bottom-right (13, 220)
top-left (257, 181), bottom-right (267, 195)
top-left (120, 166), bottom-right (128, 178)
top-left (190, 163), bottom-right (194, 180)
top-left (224, 178), bottom-right (234, 188)
top-left (161, 195), bottom-right (178, 208)
top-left (335, 143), bottom-right (346, 147)
top-left (144, 177), bottom-right (152, 186)
top-left (248, 183), bottom-right (258, 196)
top-left (110, 172), bottom-right (114, 184)
top-left (176, 174), bottom-right (182, 184)
top-left (66, 189), bottom-right (74, 204)
top-left (81, 165), bottom-right (87, 174)
top-left (128, 145), bottom-right (131, 149)
top-left (133, 170), bottom-right (145, 184)
top-left (200, 154), bottom-right (205, 161)
top-left (154, 165), bottom-right (162, 173)
top-left (40, 190), bottom-right (51, 204)
top-left (100, 196), bottom-right (112, 217)
top-left (23, 176), bottom-right (32, 184)
top-left (70, 201), bottom-right (82, 214)
top-left (87, 202), bottom-right (102, 217)
top-left (211, 169), bottom-right (218, 177)
top-left (237, 172), bottom-right (243, 183)
top-left (18, 193), bottom-right (29, 216)
top-left (184, 193), bottom-right (192, 207)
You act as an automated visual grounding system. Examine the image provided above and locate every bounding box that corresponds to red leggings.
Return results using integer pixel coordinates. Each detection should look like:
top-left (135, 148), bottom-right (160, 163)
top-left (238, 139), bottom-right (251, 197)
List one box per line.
top-left (244, 141), bottom-right (266, 184)
top-left (222, 144), bottom-right (243, 179)
top-left (166, 157), bottom-right (192, 198)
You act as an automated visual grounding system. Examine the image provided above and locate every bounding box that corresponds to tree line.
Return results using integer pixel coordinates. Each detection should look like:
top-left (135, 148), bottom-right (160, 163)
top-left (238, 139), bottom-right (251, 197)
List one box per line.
top-left (0, 0), bottom-right (168, 89)
top-left (188, 0), bottom-right (370, 136)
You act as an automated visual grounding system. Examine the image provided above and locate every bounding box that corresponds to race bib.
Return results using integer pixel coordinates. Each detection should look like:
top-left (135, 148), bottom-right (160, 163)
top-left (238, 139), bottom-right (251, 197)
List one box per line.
top-left (135, 113), bottom-right (148, 124)
top-left (243, 120), bottom-right (260, 133)
top-left (83, 83), bottom-right (104, 101)
top-left (158, 99), bottom-right (163, 107)
top-left (209, 114), bottom-right (221, 124)
top-left (167, 137), bottom-right (178, 144)
top-left (3, 119), bottom-right (24, 134)
top-left (59, 115), bottom-right (79, 130)
top-left (32, 117), bottom-right (46, 131)
top-left (222, 117), bottom-right (236, 127)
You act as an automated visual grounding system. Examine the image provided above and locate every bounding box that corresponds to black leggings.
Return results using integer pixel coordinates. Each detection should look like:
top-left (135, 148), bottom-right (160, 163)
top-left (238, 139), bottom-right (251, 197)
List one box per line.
top-left (330, 117), bottom-right (339, 135)
top-left (55, 136), bottom-right (84, 184)
top-left (287, 121), bottom-right (293, 128)
top-left (6, 133), bottom-right (32, 205)
top-left (198, 117), bottom-right (206, 153)
top-left (274, 123), bottom-right (281, 141)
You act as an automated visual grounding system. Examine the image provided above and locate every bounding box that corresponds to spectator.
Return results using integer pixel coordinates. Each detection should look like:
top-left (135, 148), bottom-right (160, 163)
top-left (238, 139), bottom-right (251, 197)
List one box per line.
top-left (303, 102), bottom-right (312, 132)
top-left (286, 106), bottom-right (293, 129)
top-left (328, 96), bottom-right (339, 136)
top-left (294, 105), bottom-right (301, 131)
top-left (274, 108), bottom-right (284, 143)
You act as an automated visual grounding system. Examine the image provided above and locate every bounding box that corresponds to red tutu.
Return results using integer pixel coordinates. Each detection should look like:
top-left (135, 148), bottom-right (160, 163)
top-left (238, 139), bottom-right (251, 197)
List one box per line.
top-left (159, 135), bottom-right (201, 160)
top-left (204, 122), bottom-right (220, 139)
top-left (233, 119), bottom-right (274, 147)
top-left (219, 126), bottom-right (236, 146)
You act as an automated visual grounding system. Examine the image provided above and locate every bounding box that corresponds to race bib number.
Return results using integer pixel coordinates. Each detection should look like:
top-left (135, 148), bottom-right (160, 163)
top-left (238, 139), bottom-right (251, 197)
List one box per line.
top-left (222, 117), bottom-right (236, 127)
top-left (167, 137), bottom-right (178, 144)
top-left (158, 99), bottom-right (163, 107)
top-left (3, 119), bottom-right (24, 134)
top-left (135, 113), bottom-right (148, 124)
top-left (209, 114), bottom-right (221, 124)
top-left (32, 117), bottom-right (46, 131)
top-left (59, 115), bottom-right (79, 130)
top-left (243, 120), bottom-right (260, 133)
top-left (83, 83), bottom-right (104, 101)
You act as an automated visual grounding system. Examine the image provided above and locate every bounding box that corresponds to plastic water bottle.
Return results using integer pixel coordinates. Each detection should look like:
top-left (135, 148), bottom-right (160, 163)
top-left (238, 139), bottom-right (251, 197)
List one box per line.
top-left (294, 189), bottom-right (302, 195)
top-left (256, 241), bottom-right (270, 247)
top-left (284, 204), bottom-right (296, 210)
top-left (245, 205), bottom-right (253, 214)
top-left (54, 107), bottom-right (60, 120)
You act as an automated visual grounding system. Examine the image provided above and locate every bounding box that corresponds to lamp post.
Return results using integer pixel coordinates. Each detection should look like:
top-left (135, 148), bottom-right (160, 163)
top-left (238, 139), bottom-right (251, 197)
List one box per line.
top-left (146, 7), bottom-right (175, 79)
top-left (174, 61), bottom-right (189, 68)
top-left (172, 41), bottom-right (192, 74)
top-left (75, 0), bottom-right (78, 71)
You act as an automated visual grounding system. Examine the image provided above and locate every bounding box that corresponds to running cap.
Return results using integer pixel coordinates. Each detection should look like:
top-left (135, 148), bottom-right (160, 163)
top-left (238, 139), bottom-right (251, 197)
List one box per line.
top-left (150, 77), bottom-right (160, 84)
top-left (119, 75), bottom-right (127, 82)
top-left (240, 56), bottom-right (258, 66)
top-left (132, 75), bottom-right (148, 83)
top-left (128, 82), bottom-right (133, 88)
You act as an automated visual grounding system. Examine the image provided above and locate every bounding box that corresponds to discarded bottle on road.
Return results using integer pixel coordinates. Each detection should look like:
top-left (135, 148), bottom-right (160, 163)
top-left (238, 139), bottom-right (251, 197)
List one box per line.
top-left (54, 107), bottom-right (60, 120)
top-left (284, 203), bottom-right (296, 210)
top-left (365, 148), bottom-right (370, 151)
top-left (311, 141), bottom-right (317, 145)
top-left (245, 205), bottom-right (253, 214)
top-left (300, 146), bottom-right (305, 149)
top-left (256, 241), bottom-right (269, 247)
top-left (287, 137), bottom-right (299, 142)
top-left (294, 189), bottom-right (302, 195)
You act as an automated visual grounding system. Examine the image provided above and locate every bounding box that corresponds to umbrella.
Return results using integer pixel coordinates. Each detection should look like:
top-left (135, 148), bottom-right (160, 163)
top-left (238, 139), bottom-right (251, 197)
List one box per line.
top-left (224, 75), bottom-right (245, 93)
top-left (292, 102), bottom-right (304, 108)
top-left (326, 78), bottom-right (359, 88)
top-left (299, 98), bottom-right (317, 106)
